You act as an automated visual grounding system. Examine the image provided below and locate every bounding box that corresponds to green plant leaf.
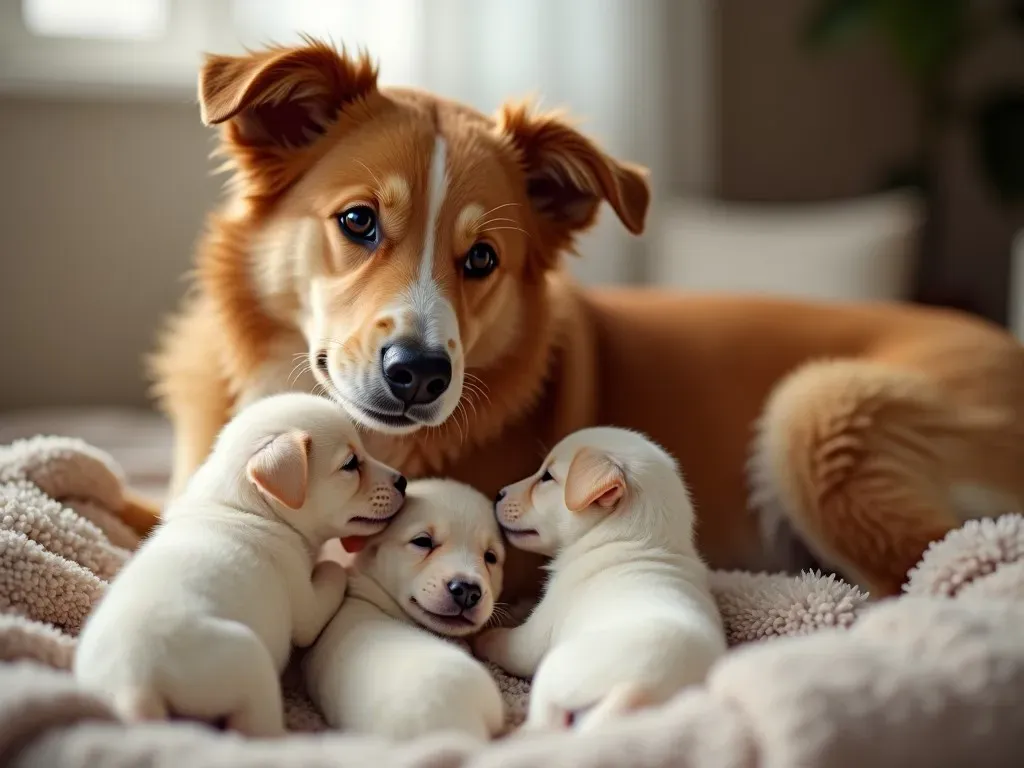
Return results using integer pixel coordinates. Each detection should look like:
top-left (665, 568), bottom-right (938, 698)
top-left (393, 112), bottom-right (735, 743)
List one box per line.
top-left (874, 0), bottom-right (966, 82)
top-left (802, 0), bottom-right (875, 49)
top-left (976, 91), bottom-right (1024, 202)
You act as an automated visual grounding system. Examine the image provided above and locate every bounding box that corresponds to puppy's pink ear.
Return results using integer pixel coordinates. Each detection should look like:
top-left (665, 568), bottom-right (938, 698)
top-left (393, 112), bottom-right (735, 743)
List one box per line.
top-left (564, 447), bottom-right (626, 513)
top-left (246, 431), bottom-right (312, 511)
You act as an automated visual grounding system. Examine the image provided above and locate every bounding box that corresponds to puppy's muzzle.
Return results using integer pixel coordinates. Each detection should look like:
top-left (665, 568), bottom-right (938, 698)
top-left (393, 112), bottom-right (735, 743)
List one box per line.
top-left (446, 579), bottom-right (482, 611)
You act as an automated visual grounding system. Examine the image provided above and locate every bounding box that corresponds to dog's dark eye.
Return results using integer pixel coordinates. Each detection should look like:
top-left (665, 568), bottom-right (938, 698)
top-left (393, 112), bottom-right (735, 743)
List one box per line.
top-left (463, 242), bottom-right (499, 279)
top-left (315, 351), bottom-right (328, 371)
top-left (336, 206), bottom-right (378, 245)
top-left (410, 534), bottom-right (434, 550)
top-left (484, 550), bottom-right (498, 565)
top-left (341, 454), bottom-right (360, 472)
top-left (540, 469), bottom-right (554, 482)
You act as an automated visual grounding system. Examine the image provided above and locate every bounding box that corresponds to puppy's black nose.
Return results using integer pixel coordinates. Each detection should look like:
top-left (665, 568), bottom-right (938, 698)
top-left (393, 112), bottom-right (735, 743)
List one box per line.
top-left (447, 579), bottom-right (482, 610)
top-left (495, 488), bottom-right (507, 503)
top-left (394, 475), bottom-right (408, 496)
top-left (381, 341), bottom-right (452, 406)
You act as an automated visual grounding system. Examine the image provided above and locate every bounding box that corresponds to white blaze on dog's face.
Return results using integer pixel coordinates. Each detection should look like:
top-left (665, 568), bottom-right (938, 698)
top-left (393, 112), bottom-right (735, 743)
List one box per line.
top-left (208, 394), bottom-right (408, 542)
top-left (494, 428), bottom-right (637, 556)
top-left (354, 479), bottom-right (505, 637)
top-left (196, 42), bottom-right (650, 438)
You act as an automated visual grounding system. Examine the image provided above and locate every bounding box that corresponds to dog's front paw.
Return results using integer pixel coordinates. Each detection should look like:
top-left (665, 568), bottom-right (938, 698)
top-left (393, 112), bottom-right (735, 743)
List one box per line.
top-left (472, 628), bottom-right (510, 664)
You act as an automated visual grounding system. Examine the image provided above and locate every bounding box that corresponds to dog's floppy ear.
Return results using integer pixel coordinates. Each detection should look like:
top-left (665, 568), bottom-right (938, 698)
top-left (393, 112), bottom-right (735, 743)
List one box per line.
top-left (199, 40), bottom-right (378, 194)
top-left (246, 431), bottom-right (312, 510)
top-left (496, 100), bottom-right (650, 258)
top-left (564, 447), bottom-right (626, 513)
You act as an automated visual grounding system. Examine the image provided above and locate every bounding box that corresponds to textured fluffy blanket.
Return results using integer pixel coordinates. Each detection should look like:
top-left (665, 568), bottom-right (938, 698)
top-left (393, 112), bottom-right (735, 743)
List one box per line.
top-left (1, 436), bottom-right (1023, 767)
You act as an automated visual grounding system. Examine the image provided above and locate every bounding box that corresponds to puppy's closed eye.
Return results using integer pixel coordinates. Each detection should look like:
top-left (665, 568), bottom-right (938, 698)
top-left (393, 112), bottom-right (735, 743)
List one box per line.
top-left (410, 534), bottom-right (435, 550)
top-left (341, 454), bottom-right (360, 472)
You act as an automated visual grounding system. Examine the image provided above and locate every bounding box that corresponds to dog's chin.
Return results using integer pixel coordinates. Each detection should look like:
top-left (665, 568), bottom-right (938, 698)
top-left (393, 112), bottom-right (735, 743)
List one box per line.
top-left (325, 381), bottom-right (458, 436)
top-left (342, 402), bottom-right (421, 435)
top-left (407, 597), bottom-right (488, 638)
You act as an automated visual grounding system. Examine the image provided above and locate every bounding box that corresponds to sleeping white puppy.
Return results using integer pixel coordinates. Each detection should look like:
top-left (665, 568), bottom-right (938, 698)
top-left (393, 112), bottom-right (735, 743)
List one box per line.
top-left (475, 427), bottom-right (726, 731)
top-left (74, 393), bottom-right (407, 737)
top-left (304, 479), bottom-right (506, 741)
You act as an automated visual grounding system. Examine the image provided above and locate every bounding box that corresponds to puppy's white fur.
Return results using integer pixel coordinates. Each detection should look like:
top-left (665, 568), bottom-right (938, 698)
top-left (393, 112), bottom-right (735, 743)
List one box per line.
top-left (75, 393), bottom-right (405, 736)
top-left (476, 427), bottom-right (726, 731)
top-left (304, 479), bottom-right (506, 741)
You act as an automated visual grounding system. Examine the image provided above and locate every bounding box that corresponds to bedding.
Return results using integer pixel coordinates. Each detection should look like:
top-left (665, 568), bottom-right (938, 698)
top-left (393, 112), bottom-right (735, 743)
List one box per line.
top-left (1, 432), bottom-right (1022, 767)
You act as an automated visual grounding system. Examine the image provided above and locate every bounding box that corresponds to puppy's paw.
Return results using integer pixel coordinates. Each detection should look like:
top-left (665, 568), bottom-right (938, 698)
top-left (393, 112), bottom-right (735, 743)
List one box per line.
top-left (312, 560), bottom-right (348, 592)
top-left (472, 627), bottom-right (510, 664)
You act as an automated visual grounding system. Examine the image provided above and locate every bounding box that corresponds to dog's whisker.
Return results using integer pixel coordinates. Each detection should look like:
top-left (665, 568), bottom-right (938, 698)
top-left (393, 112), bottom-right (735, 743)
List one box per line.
top-left (452, 403), bottom-right (467, 446)
top-left (356, 160), bottom-right (384, 189)
top-left (474, 202), bottom-right (521, 223)
top-left (486, 603), bottom-right (514, 628)
top-left (463, 385), bottom-right (491, 409)
top-left (463, 373), bottom-right (491, 402)
top-left (464, 381), bottom-right (489, 401)
top-left (475, 217), bottom-right (518, 228)
top-left (288, 361), bottom-right (313, 386)
top-left (459, 390), bottom-right (480, 422)
top-left (478, 226), bottom-right (530, 238)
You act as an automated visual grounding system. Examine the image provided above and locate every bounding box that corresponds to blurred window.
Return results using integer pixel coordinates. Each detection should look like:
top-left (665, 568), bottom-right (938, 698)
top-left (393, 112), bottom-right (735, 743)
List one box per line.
top-left (22, 0), bottom-right (168, 40)
top-left (230, 0), bottom-right (421, 86)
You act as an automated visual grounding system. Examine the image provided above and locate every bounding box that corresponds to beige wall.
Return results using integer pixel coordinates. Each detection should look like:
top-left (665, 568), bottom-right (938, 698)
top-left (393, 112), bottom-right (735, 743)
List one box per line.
top-left (0, 97), bottom-right (217, 409)
top-left (714, 0), bottom-right (1024, 321)
top-left (716, 0), bottom-right (918, 202)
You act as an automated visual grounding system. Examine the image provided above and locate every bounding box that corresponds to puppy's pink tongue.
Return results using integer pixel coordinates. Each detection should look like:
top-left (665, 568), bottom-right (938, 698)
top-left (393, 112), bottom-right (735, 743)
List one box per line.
top-left (340, 536), bottom-right (368, 553)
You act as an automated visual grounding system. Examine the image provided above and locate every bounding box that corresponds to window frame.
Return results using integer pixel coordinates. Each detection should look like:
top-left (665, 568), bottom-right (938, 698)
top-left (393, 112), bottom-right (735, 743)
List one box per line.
top-left (0, 0), bottom-right (427, 100)
top-left (0, 0), bottom-right (234, 99)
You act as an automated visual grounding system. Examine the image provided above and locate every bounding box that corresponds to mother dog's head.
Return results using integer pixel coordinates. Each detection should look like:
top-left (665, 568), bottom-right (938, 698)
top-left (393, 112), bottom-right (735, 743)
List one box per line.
top-left (199, 40), bottom-right (649, 435)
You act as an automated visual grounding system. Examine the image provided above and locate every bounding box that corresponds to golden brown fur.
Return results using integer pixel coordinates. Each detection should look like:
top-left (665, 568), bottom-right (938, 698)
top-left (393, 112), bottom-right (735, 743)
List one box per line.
top-left (139, 41), bottom-right (1024, 599)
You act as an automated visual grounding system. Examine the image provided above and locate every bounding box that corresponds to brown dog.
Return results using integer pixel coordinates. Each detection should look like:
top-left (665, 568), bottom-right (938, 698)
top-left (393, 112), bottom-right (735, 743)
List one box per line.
top-left (137, 40), bottom-right (1024, 599)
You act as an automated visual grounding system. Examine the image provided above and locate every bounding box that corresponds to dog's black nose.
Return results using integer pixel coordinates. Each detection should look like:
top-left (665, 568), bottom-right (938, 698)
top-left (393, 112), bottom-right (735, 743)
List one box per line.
top-left (381, 341), bottom-right (452, 406)
top-left (447, 579), bottom-right (482, 610)
top-left (495, 488), bottom-right (507, 505)
top-left (394, 475), bottom-right (407, 496)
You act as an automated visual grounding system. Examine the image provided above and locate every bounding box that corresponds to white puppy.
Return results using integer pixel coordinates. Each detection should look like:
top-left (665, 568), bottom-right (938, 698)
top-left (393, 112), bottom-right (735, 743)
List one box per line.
top-left (75, 393), bottom-right (406, 737)
top-left (304, 479), bottom-right (506, 741)
top-left (475, 427), bottom-right (726, 731)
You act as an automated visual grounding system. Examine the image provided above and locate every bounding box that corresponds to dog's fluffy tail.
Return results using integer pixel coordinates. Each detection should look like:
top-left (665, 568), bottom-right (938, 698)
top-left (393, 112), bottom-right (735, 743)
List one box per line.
top-left (112, 688), bottom-right (169, 723)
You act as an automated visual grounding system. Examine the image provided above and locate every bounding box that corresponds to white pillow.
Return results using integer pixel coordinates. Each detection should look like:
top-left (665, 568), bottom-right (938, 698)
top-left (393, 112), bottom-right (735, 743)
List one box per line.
top-left (651, 192), bottom-right (924, 302)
